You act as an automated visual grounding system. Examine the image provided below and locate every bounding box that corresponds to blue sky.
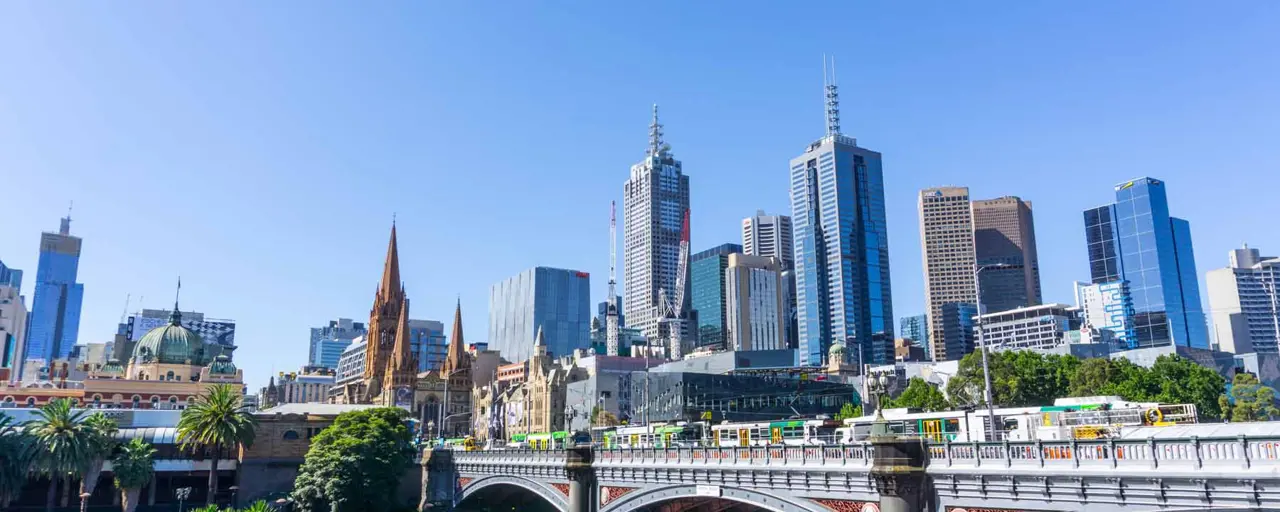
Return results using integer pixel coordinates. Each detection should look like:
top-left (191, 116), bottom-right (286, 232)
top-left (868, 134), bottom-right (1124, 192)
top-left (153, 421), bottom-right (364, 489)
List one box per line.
top-left (1, 2), bottom-right (1277, 391)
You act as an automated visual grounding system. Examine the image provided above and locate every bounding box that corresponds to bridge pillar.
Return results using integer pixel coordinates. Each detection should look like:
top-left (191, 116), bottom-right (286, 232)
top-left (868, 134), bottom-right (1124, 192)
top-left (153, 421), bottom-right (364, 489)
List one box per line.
top-left (566, 445), bottom-right (595, 512)
top-left (869, 433), bottom-right (929, 512)
top-left (420, 447), bottom-right (456, 511)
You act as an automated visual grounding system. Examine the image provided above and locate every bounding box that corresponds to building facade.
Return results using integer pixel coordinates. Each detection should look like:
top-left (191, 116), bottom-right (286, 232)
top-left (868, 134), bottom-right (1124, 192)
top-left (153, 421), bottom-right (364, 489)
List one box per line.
top-left (1206, 244), bottom-right (1280, 354)
top-left (790, 128), bottom-right (893, 367)
top-left (919, 187), bottom-right (977, 361)
top-left (623, 106), bottom-right (691, 343)
top-left (0, 259), bottom-right (21, 291)
top-left (0, 284), bottom-right (28, 380)
top-left (899, 314), bottom-right (930, 361)
top-left (262, 367), bottom-right (337, 407)
top-left (690, 243), bottom-right (741, 350)
top-left (742, 211), bottom-right (794, 270)
top-left (972, 196), bottom-right (1042, 313)
top-left (309, 318), bottom-right (366, 370)
top-left (24, 215), bottom-right (85, 373)
top-left (488, 267), bottom-right (591, 363)
top-left (117, 309), bottom-right (236, 362)
top-left (1075, 280), bottom-right (1137, 348)
top-left (975, 303), bottom-right (1078, 352)
top-left (724, 254), bottom-right (788, 351)
top-left (335, 225), bottom-right (418, 406)
top-left (407, 319), bottom-right (448, 373)
top-left (939, 302), bottom-right (977, 361)
top-left (1084, 177), bottom-right (1208, 350)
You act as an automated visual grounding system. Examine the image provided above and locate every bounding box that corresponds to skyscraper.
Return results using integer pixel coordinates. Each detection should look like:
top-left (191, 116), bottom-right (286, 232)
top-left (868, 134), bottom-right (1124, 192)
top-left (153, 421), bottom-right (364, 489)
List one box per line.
top-left (742, 211), bottom-right (794, 270)
top-left (690, 243), bottom-right (741, 350)
top-left (918, 187), bottom-right (976, 361)
top-left (309, 318), bottom-right (367, 370)
top-left (488, 266), bottom-right (591, 363)
top-left (0, 260), bottom-right (21, 291)
top-left (899, 314), bottom-right (929, 361)
top-left (790, 61), bottom-right (893, 367)
top-left (972, 196), bottom-right (1042, 313)
top-left (1205, 244), bottom-right (1280, 354)
top-left (623, 105), bottom-right (691, 343)
top-left (724, 254), bottom-right (789, 351)
top-left (407, 318), bottom-right (448, 373)
top-left (1083, 177), bottom-right (1208, 350)
top-left (23, 215), bottom-right (85, 370)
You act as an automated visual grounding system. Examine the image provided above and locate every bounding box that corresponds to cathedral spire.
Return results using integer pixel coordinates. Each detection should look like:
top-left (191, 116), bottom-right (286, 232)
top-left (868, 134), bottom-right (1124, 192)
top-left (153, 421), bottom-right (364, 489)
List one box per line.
top-left (442, 299), bottom-right (469, 375)
top-left (389, 298), bottom-right (412, 372)
top-left (379, 223), bottom-right (401, 299)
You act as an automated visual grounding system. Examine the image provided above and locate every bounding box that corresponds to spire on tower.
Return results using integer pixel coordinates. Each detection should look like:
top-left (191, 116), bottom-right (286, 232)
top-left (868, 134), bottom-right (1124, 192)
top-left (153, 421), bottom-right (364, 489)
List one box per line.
top-left (379, 224), bottom-right (402, 299)
top-left (442, 298), bottom-right (469, 375)
top-left (60, 201), bottom-right (73, 235)
top-left (647, 104), bottom-right (667, 157)
top-left (169, 277), bottom-right (183, 325)
top-left (823, 54), bottom-right (841, 137)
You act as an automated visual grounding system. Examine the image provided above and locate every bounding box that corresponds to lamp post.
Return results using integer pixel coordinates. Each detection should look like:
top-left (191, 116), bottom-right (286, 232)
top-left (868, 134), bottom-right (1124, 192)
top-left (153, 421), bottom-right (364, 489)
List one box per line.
top-left (974, 263), bottom-right (1012, 441)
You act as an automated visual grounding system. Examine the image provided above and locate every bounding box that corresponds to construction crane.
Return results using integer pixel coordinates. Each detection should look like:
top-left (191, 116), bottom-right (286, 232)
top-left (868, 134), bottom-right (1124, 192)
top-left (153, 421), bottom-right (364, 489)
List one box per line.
top-left (658, 209), bottom-right (692, 359)
top-left (606, 201), bottom-right (621, 356)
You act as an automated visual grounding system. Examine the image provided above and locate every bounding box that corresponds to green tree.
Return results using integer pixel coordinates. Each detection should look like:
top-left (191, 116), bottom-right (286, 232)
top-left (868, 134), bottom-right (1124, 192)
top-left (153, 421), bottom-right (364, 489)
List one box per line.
top-left (112, 438), bottom-right (157, 512)
top-left (834, 402), bottom-right (863, 420)
top-left (1147, 355), bottom-right (1225, 420)
top-left (25, 398), bottom-right (95, 511)
top-left (946, 350), bottom-right (1074, 407)
top-left (291, 408), bottom-right (414, 512)
top-left (884, 377), bottom-right (950, 411)
top-left (80, 413), bottom-right (120, 498)
top-left (178, 384), bottom-right (258, 505)
top-left (591, 406), bottom-right (619, 427)
top-left (1221, 373), bottom-right (1279, 422)
top-left (0, 413), bottom-right (35, 508)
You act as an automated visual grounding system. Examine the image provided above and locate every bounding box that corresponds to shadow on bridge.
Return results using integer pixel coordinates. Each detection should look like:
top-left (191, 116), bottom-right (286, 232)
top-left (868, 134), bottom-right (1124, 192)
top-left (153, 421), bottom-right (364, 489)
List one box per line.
top-left (454, 483), bottom-right (560, 512)
top-left (629, 497), bottom-right (765, 512)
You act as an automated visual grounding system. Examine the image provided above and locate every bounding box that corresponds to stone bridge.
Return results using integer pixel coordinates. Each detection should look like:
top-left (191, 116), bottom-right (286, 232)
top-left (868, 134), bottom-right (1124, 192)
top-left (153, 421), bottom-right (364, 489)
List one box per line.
top-left (421, 434), bottom-right (1280, 511)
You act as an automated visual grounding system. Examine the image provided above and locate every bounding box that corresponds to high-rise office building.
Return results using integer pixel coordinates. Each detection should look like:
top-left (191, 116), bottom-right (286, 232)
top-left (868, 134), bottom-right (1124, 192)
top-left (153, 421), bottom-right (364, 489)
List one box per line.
top-left (309, 318), bottom-right (367, 370)
top-left (690, 243), bottom-right (741, 350)
top-left (919, 187), bottom-right (977, 361)
top-left (972, 196), bottom-right (1042, 313)
top-left (23, 215), bottom-right (85, 371)
top-left (1075, 280), bottom-right (1137, 348)
top-left (488, 266), bottom-right (591, 363)
top-left (742, 211), bottom-right (794, 270)
top-left (408, 318), bottom-right (448, 373)
top-left (0, 260), bottom-right (21, 291)
top-left (899, 314), bottom-right (930, 361)
top-left (1205, 244), bottom-right (1280, 354)
top-left (790, 65), bottom-right (893, 367)
top-left (623, 106), bottom-right (691, 343)
top-left (724, 254), bottom-right (788, 351)
top-left (0, 284), bottom-right (28, 379)
top-left (939, 302), bottom-right (977, 360)
top-left (1083, 177), bottom-right (1208, 350)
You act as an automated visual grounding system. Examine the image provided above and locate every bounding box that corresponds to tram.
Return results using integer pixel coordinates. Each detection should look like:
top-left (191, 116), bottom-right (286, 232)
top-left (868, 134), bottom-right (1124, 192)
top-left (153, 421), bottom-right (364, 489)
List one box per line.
top-left (710, 418), bottom-right (843, 447)
top-left (611, 422), bottom-right (705, 448)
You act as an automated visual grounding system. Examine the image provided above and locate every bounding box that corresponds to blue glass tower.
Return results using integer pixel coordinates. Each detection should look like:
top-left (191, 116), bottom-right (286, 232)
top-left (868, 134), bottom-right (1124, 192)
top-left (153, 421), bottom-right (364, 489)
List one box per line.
top-left (488, 267), bottom-right (591, 363)
top-left (24, 216), bottom-right (85, 367)
top-left (690, 243), bottom-right (742, 350)
top-left (0, 260), bottom-right (22, 291)
top-left (1083, 177), bottom-right (1208, 349)
top-left (789, 66), bottom-right (894, 367)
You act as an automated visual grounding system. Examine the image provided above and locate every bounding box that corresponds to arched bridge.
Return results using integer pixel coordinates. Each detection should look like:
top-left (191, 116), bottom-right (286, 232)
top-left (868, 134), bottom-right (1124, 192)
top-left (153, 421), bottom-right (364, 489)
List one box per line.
top-left (422, 434), bottom-right (1280, 511)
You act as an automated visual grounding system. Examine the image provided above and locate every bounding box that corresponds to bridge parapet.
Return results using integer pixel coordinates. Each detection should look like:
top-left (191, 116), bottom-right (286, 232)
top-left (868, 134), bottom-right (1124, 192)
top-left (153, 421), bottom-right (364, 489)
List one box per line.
top-left (596, 445), bottom-right (873, 468)
top-left (930, 434), bottom-right (1280, 471)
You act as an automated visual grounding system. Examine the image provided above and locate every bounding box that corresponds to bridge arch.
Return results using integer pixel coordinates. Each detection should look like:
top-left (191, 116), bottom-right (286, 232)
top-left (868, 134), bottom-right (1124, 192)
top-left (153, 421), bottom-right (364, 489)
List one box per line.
top-left (456, 474), bottom-right (568, 511)
top-left (600, 484), bottom-right (817, 512)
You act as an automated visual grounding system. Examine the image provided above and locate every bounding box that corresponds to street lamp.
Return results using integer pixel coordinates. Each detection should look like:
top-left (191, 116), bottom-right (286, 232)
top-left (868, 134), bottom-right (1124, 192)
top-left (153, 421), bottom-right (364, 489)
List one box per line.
top-left (975, 263), bottom-right (1013, 441)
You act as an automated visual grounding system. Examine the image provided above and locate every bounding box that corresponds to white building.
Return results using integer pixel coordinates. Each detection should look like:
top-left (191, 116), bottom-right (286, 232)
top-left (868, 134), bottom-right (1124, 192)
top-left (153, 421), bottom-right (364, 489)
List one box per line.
top-left (1206, 244), bottom-right (1280, 354)
top-left (742, 211), bottom-right (793, 270)
top-left (623, 106), bottom-right (690, 344)
top-left (724, 254), bottom-right (788, 351)
top-left (974, 303), bottom-right (1077, 351)
top-left (333, 335), bottom-right (366, 388)
top-left (0, 284), bottom-right (27, 382)
top-left (1075, 281), bottom-right (1136, 347)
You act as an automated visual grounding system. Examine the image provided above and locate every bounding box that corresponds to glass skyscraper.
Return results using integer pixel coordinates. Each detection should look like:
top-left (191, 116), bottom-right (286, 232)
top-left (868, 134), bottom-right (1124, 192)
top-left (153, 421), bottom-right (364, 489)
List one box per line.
top-left (24, 216), bottom-right (85, 368)
top-left (407, 319), bottom-right (447, 373)
top-left (488, 267), bottom-right (591, 363)
top-left (0, 260), bottom-right (21, 291)
top-left (1083, 177), bottom-right (1207, 350)
top-left (309, 318), bottom-right (367, 370)
top-left (690, 243), bottom-right (742, 350)
top-left (790, 133), bottom-right (894, 367)
top-left (899, 314), bottom-right (930, 361)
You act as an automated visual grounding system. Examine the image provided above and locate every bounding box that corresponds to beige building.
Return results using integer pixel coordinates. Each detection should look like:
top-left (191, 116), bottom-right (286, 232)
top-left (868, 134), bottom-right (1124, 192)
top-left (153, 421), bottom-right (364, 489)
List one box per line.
top-left (724, 254), bottom-right (788, 351)
top-left (919, 186), bottom-right (977, 361)
top-left (469, 328), bottom-right (585, 443)
top-left (971, 196), bottom-right (1042, 313)
top-left (0, 284), bottom-right (28, 382)
top-left (261, 367), bottom-right (336, 408)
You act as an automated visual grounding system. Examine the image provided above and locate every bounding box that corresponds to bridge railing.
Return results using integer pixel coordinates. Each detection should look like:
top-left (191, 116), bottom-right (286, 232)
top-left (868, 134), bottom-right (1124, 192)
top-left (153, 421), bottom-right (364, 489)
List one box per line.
top-left (595, 445), bottom-right (874, 466)
top-left (930, 435), bottom-right (1280, 471)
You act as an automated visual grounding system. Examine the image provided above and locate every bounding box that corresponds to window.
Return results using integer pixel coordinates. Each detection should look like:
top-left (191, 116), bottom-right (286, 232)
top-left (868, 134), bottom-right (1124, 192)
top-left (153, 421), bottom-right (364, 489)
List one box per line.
top-left (131, 396), bottom-right (142, 408)
top-left (282, 430), bottom-right (300, 440)
top-left (26, 397), bottom-right (36, 406)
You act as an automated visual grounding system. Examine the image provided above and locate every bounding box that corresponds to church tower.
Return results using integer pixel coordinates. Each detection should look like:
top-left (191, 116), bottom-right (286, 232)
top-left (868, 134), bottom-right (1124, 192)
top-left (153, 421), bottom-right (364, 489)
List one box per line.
top-left (440, 299), bottom-right (471, 377)
top-left (363, 223), bottom-right (410, 403)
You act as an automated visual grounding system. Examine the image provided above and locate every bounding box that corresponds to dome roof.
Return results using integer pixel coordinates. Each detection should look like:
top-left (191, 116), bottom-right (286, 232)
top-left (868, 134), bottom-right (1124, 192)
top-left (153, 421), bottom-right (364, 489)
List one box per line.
top-left (100, 359), bottom-right (125, 374)
top-left (132, 310), bottom-right (207, 365)
top-left (207, 355), bottom-right (237, 375)
top-left (829, 341), bottom-right (846, 355)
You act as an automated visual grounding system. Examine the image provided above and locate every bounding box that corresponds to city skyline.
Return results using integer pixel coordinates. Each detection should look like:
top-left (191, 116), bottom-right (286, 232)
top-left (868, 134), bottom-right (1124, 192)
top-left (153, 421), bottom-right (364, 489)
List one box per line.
top-left (1, 3), bottom-right (1276, 390)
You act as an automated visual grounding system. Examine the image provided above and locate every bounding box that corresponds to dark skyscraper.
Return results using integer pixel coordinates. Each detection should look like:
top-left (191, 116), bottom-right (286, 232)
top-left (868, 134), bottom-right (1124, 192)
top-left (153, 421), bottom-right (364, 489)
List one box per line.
top-left (972, 196), bottom-right (1042, 313)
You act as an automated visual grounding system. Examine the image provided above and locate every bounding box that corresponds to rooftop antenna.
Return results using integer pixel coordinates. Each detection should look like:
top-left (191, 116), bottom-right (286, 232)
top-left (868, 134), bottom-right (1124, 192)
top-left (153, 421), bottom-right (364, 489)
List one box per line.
top-left (606, 201), bottom-right (620, 356)
top-left (647, 104), bottom-right (665, 157)
top-left (60, 201), bottom-right (73, 235)
top-left (824, 54), bottom-right (841, 137)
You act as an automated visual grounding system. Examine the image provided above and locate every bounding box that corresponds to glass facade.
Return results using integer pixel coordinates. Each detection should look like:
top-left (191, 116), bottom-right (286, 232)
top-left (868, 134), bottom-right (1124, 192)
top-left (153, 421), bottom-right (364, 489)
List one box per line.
top-left (941, 303), bottom-right (977, 358)
top-left (0, 260), bottom-right (21, 291)
top-left (24, 220), bottom-right (84, 367)
top-left (690, 243), bottom-right (741, 350)
top-left (790, 135), bottom-right (894, 367)
top-left (488, 267), bottom-right (591, 363)
top-left (308, 318), bottom-right (367, 370)
top-left (1083, 178), bottom-right (1207, 349)
top-left (899, 314), bottom-right (930, 361)
top-left (408, 319), bottom-right (447, 373)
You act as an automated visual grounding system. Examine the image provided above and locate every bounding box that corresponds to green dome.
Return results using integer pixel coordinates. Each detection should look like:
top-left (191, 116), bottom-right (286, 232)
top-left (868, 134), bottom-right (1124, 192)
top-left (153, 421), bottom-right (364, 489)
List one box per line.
top-left (100, 359), bottom-right (125, 374)
top-left (207, 355), bottom-right (237, 375)
top-left (132, 310), bottom-right (207, 365)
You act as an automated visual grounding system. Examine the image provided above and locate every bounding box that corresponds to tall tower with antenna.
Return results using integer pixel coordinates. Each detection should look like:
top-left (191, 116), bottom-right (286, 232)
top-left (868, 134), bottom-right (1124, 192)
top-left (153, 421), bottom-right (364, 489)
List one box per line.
top-left (789, 55), bottom-right (895, 368)
top-left (606, 201), bottom-right (621, 356)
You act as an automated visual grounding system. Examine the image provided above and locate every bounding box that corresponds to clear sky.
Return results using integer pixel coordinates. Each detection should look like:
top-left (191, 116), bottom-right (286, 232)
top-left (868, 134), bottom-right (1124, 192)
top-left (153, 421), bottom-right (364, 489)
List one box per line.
top-left (1, 2), bottom-right (1277, 391)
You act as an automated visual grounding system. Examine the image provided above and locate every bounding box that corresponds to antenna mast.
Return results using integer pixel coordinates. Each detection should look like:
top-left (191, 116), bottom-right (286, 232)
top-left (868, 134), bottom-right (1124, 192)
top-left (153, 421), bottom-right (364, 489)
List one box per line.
top-left (606, 201), bottom-right (621, 356)
top-left (824, 54), bottom-right (841, 137)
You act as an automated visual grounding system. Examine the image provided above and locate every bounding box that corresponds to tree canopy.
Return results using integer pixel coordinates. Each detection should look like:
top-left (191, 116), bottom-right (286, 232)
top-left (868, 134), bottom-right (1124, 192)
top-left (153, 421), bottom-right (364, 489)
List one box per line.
top-left (884, 377), bottom-right (950, 411)
top-left (291, 407), bottom-right (414, 512)
top-left (1220, 373), bottom-right (1279, 422)
top-left (834, 403), bottom-right (863, 420)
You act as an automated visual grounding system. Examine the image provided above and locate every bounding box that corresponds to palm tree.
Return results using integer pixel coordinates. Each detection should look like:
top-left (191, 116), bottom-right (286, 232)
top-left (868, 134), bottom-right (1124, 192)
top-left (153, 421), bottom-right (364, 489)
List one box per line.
top-left (80, 413), bottom-right (120, 499)
top-left (112, 438), bottom-right (156, 512)
top-left (0, 412), bottom-right (36, 508)
top-left (24, 398), bottom-right (94, 512)
top-left (178, 384), bottom-right (257, 505)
